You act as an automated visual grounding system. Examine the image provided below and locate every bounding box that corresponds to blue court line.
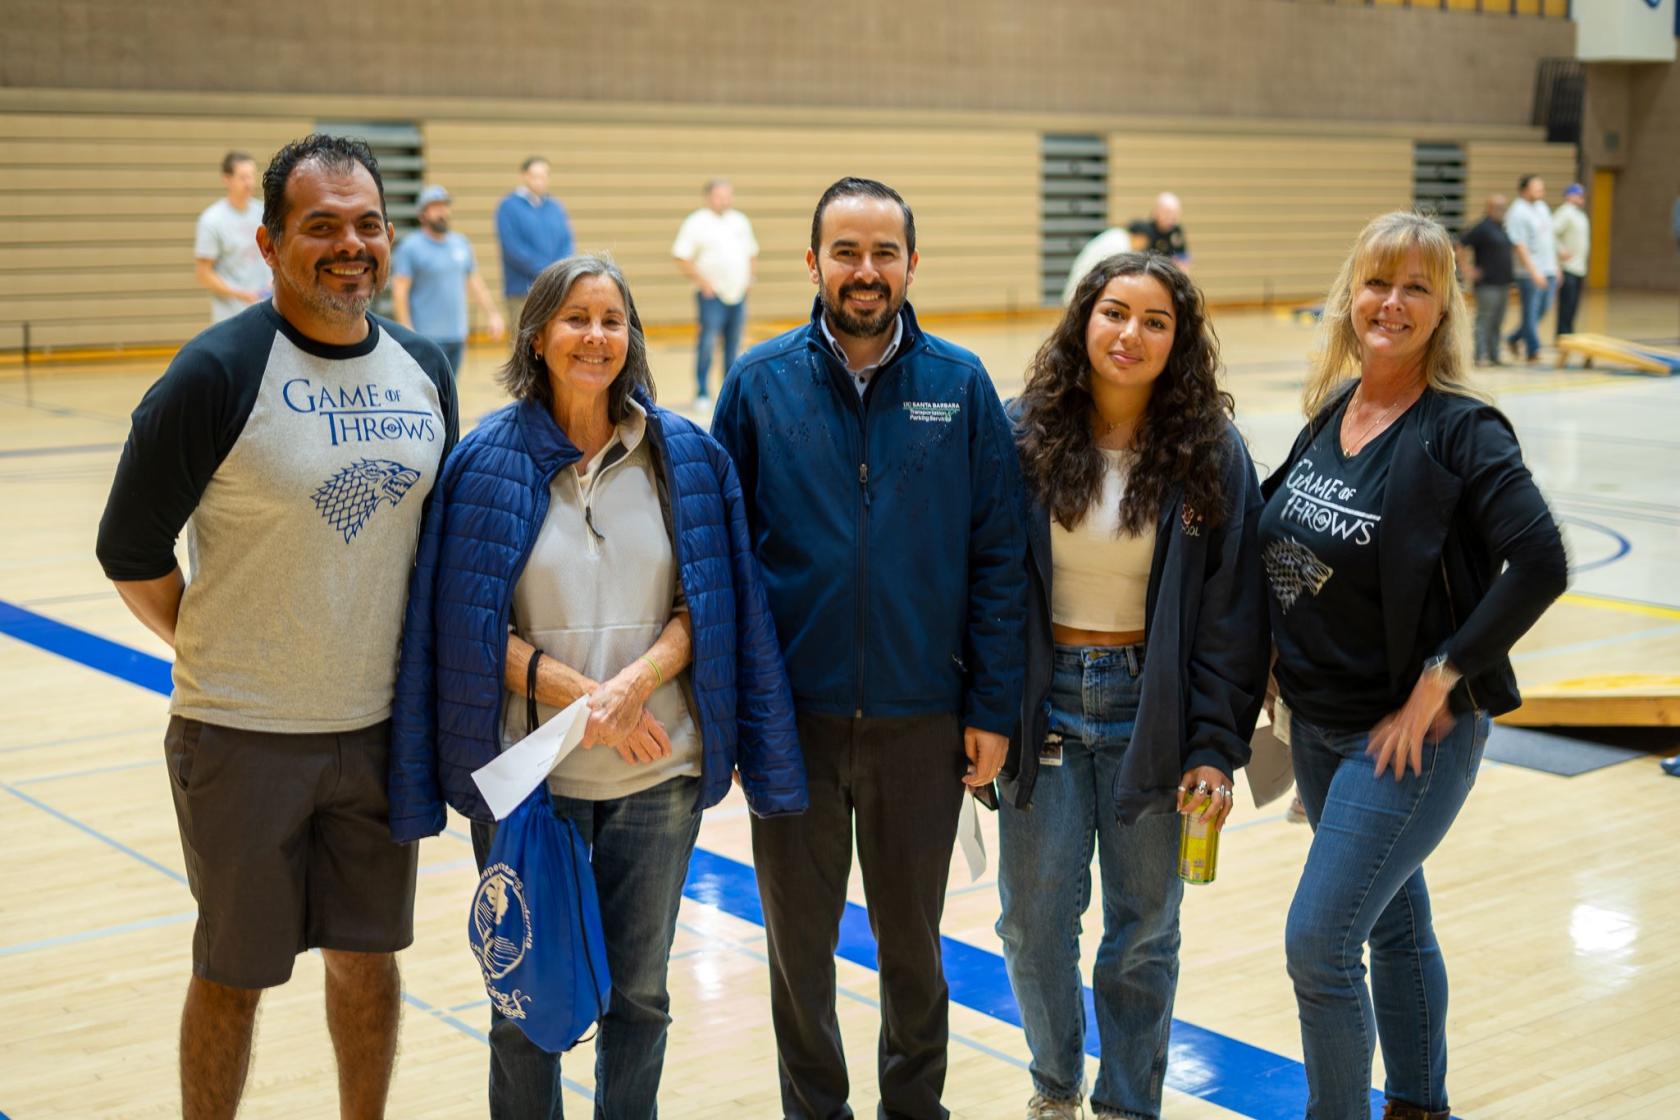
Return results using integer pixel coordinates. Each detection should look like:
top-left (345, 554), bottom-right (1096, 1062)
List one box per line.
top-left (0, 782), bottom-right (187, 886)
top-left (0, 725), bottom-right (155, 756)
top-left (0, 600), bottom-right (173, 696)
top-left (0, 775), bottom-right (585, 1106)
top-left (1555, 515), bottom-right (1633, 576)
top-left (732, 926), bottom-right (1037, 1074)
top-left (14, 758), bottom-right (161, 785)
top-left (0, 392), bottom-right (129, 425)
top-left (2, 597), bottom-right (1396, 1119)
top-left (683, 847), bottom-right (1381, 1118)
top-left (399, 992), bottom-right (594, 1100)
top-left (0, 910), bottom-right (195, 958)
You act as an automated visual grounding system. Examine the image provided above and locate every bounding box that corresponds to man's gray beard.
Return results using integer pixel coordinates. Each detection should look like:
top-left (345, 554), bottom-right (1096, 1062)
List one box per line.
top-left (302, 286), bottom-right (376, 323)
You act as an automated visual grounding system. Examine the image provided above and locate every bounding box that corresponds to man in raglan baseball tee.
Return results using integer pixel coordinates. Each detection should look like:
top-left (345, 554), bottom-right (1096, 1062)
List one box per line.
top-left (96, 134), bottom-right (457, 1120)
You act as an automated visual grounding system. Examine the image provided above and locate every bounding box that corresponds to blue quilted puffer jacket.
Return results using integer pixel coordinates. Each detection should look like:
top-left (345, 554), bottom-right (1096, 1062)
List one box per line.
top-left (387, 390), bottom-right (807, 842)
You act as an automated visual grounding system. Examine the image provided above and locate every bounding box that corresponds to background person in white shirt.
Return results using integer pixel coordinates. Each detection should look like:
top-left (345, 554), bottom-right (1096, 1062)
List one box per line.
top-left (193, 150), bottom-right (271, 323)
top-left (1503, 174), bottom-right (1558, 363)
top-left (1551, 182), bottom-right (1590, 340)
top-left (672, 179), bottom-right (758, 409)
top-left (1060, 226), bottom-right (1134, 305)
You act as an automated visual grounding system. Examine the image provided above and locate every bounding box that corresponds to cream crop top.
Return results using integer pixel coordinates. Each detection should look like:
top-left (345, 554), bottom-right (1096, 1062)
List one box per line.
top-left (1050, 449), bottom-right (1155, 631)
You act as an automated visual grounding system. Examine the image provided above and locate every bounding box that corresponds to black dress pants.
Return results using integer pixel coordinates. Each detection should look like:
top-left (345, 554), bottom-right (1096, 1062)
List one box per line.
top-left (751, 710), bottom-right (969, 1120)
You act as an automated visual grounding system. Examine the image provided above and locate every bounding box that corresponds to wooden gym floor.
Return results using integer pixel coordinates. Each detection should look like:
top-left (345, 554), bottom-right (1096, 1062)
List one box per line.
top-left (1, 289), bottom-right (1676, 1118)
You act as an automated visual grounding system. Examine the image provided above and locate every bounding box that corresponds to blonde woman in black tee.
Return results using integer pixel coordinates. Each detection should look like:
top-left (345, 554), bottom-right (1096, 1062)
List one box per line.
top-left (1257, 212), bottom-right (1567, 1120)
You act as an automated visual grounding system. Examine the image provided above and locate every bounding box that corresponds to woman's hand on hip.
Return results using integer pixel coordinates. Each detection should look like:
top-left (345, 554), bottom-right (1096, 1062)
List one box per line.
top-left (1177, 765), bottom-right (1235, 829)
top-left (1366, 678), bottom-right (1456, 781)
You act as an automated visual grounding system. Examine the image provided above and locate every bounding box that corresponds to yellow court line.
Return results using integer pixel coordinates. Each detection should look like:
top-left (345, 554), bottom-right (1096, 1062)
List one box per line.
top-left (1558, 592), bottom-right (1680, 621)
top-left (1541, 673), bottom-right (1680, 692)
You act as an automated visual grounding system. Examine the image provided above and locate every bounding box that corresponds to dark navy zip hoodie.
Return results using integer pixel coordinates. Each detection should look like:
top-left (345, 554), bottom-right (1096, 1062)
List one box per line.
top-left (711, 299), bottom-right (1027, 735)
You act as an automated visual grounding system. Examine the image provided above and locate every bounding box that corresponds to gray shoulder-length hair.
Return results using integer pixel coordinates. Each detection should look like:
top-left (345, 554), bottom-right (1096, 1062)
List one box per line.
top-left (498, 253), bottom-right (657, 423)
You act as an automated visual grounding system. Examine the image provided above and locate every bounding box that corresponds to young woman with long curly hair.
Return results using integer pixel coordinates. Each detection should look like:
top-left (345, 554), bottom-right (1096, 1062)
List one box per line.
top-left (996, 252), bottom-right (1270, 1120)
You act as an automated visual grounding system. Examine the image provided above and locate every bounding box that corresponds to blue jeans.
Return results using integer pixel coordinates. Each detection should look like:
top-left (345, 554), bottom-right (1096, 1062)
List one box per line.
top-left (1506, 273), bottom-right (1555, 359)
top-left (1285, 709), bottom-right (1490, 1119)
top-left (695, 294), bottom-right (744, 398)
top-left (997, 645), bottom-right (1181, 1119)
top-left (470, 776), bottom-right (703, 1120)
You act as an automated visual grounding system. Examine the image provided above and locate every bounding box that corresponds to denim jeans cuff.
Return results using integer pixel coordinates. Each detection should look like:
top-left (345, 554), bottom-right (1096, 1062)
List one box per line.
top-left (1032, 1074), bottom-right (1085, 1103)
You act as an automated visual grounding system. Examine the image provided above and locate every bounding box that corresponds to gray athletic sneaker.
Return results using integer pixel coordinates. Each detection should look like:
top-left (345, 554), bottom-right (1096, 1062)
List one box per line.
top-left (1026, 1093), bottom-right (1083, 1120)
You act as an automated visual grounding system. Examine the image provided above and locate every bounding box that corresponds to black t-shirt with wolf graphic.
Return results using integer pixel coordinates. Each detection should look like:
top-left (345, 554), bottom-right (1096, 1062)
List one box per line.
top-left (1258, 396), bottom-right (1409, 731)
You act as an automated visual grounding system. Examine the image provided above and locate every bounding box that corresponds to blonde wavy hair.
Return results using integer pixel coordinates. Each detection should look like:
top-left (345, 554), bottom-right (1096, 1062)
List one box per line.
top-left (1303, 211), bottom-right (1486, 418)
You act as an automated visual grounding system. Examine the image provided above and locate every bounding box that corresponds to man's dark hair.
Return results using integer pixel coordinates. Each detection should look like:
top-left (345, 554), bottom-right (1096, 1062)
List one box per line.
top-left (809, 177), bottom-right (916, 258)
top-left (220, 150), bottom-right (254, 176)
top-left (261, 134), bottom-right (386, 242)
top-left (1517, 173), bottom-right (1538, 192)
top-left (521, 155), bottom-right (549, 173)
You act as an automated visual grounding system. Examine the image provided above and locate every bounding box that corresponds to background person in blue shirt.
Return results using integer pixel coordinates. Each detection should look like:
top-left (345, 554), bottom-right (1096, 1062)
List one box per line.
top-left (495, 156), bottom-right (574, 325)
top-left (392, 185), bottom-right (505, 374)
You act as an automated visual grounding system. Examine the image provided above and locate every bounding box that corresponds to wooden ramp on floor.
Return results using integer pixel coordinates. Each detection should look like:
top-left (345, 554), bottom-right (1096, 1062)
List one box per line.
top-left (1498, 674), bottom-right (1680, 727)
top-left (1556, 333), bottom-right (1680, 376)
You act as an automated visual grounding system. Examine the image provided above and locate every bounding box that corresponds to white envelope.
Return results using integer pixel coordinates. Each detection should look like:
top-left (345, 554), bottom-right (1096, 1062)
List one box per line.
top-left (1245, 702), bottom-right (1295, 810)
top-left (957, 792), bottom-right (987, 882)
top-left (470, 694), bottom-right (592, 820)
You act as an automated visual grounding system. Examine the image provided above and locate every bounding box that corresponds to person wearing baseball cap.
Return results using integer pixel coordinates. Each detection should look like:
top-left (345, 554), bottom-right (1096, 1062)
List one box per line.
top-left (392, 183), bottom-right (506, 374)
top-left (1552, 182), bottom-right (1590, 340)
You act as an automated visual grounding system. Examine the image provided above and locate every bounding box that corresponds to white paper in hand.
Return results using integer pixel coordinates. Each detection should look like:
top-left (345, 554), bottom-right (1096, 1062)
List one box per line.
top-left (470, 694), bottom-right (591, 820)
top-left (957, 792), bottom-right (987, 882)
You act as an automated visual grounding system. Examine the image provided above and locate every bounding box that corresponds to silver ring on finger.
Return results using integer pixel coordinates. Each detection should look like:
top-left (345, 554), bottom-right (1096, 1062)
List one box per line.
top-left (1217, 785), bottom-right (1232, 798)
top-left (1195, 780), bottom-right (1210, 793)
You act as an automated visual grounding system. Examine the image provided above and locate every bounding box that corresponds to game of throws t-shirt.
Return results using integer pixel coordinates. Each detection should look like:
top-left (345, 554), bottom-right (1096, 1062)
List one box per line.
top-left (96, 302), bottom-right (459, 733)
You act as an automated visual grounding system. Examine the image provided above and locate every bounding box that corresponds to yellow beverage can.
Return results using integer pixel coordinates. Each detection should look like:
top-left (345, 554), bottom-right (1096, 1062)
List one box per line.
top-left (1178, 810), bottom-right (1219, 885)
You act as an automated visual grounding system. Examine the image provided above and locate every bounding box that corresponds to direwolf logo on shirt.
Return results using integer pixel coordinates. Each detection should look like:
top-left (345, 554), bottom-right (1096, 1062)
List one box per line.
top-left (1264, 536), bottom-right (1333, 612)
top-left (312, 459), bottom-right (421, 542)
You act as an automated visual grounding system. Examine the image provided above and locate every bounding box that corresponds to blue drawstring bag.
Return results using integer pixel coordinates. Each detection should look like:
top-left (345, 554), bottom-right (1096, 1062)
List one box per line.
top-left (468, 787), bottom-right (611, 1052)
top-left (467, 656), bottom-right (611, 1052)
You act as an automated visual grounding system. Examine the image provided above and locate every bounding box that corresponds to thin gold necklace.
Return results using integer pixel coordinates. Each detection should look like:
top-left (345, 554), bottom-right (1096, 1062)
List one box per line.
top-left (1094, 412), bottom-right (1132, 448)
top-left (1342, 390), bottom-right (1406, 454)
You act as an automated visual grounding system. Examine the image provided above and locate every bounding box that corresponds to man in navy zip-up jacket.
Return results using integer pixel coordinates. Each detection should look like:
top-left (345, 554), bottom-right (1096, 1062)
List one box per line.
top-left (712, 178), bottom-right (1026, 1120)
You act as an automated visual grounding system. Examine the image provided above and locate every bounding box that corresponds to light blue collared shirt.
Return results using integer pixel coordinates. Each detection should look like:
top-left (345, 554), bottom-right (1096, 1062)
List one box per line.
top-left (819, 311), bottom-right (904, 397)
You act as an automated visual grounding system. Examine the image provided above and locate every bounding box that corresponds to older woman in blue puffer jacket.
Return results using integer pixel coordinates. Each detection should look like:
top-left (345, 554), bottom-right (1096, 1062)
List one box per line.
top-left (388, 254), bottom-right (806, 1119)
